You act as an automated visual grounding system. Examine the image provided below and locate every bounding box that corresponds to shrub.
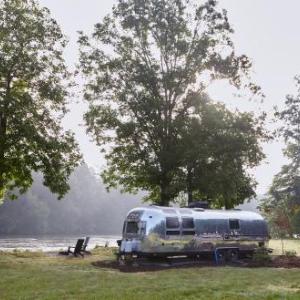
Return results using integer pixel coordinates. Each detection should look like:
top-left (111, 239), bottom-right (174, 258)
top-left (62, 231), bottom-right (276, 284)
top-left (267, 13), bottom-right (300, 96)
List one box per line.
top-left (284, 250), bottom-right (297, 257)
top-left (252, 248), bottom-right (272, 265)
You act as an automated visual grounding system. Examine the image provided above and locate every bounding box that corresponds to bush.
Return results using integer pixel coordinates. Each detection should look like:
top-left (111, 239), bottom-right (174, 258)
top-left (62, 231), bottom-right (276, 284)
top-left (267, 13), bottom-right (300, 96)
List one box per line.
top-left (284, 250), bottom-right (297, 257)
top-left (252, 248), bottom-right (272, 265)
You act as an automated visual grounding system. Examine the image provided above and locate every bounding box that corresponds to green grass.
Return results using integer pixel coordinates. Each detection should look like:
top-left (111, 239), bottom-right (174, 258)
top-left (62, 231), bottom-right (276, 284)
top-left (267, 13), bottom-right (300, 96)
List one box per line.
top-left (0, 242), bottom-right (300, 300)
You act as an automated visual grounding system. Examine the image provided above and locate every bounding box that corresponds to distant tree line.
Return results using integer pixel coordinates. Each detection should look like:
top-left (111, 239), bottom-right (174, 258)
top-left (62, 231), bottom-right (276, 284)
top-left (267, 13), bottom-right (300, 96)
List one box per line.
top-left (0, 164), bottom-right (141, 235)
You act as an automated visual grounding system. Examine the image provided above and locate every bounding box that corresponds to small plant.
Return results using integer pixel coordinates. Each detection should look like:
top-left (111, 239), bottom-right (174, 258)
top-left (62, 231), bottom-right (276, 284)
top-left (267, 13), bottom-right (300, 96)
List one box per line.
top-left (284, 250), bottom-right (297, 257)
top-left (252, 248), bottom-right (272, 265)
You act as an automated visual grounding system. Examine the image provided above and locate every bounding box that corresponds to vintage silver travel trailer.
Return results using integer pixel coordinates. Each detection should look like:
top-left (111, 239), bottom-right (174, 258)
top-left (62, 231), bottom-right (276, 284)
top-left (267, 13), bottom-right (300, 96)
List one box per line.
top-left (118, 206), bottom-right (269, 261)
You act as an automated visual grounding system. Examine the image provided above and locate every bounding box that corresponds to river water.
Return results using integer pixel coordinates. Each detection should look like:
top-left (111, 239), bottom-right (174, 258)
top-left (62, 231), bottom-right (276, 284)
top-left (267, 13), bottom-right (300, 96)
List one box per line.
top-left (0, 235), bottom-right (121, 252)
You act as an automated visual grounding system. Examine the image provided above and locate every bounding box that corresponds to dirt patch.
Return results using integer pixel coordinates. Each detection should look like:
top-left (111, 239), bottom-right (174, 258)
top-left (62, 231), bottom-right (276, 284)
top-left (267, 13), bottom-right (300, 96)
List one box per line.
top-left (92, 256), bottom-right (300, 272)
top-left (92, 258), bottom-right (216, 273)
top-left (270, 256), bottom-right (300, 268)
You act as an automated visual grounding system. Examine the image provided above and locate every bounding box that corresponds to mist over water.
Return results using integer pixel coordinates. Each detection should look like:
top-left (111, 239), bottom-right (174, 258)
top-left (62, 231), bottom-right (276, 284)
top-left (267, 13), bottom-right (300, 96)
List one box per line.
top-left (0, 235), bottom-right (120, 252)
top-left (0, 164), bottom-right (143, 238)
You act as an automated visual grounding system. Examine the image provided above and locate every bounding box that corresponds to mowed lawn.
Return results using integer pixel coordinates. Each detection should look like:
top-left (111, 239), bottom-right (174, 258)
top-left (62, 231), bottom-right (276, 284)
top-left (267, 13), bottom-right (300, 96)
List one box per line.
top-left (0, 241), bottom-right (300, 300)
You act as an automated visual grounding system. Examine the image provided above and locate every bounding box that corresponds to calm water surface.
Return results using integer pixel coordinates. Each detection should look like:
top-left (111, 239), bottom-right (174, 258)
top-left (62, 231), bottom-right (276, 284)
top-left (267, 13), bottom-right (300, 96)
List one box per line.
top-left (0, 235), bottom-right (121, 252)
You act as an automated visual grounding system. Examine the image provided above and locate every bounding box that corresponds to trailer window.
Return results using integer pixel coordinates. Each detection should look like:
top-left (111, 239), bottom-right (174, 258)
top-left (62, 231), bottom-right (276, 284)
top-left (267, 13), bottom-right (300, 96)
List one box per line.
top-left (229, 219), bottom-right (240, 230)
top-left (241, 220), bottom-right (268, 236)
top-left (182, 218), bottom-right (194, 229)
top-left (126, 222), bottom-right (139, 234)
top-left (166, 217), bottom-right (179, 228)
top-left (198, 219), bottom-right (217, 234)
top-left (182, 231), bottom-right (195, 235)
top-left (166, 231), bottom-right (180, 235)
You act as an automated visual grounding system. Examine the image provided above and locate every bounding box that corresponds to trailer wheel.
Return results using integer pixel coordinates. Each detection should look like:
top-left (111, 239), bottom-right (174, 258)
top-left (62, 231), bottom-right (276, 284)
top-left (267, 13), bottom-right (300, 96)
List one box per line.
top-left (215, 250), bottom-right (226, 264)
top-left (229, 249), bottom-right (239, 263)
top-left (118, 254), bottom-right (133, 266)
top-left (118, 254), bottom-right (126, 266)
top-left (215, 248), bottom-right (239, 264)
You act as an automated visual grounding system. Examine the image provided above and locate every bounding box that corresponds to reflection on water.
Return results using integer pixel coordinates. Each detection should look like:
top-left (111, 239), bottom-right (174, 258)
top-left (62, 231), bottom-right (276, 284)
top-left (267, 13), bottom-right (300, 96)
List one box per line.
top-left (0, 235), bottom-right (121, 252)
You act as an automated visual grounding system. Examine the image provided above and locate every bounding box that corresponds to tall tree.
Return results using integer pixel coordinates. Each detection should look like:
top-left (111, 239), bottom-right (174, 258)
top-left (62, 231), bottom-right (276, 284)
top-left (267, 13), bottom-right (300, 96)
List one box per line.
top-left (0, 0), bottom-right (81, 200)
top-left (181, 96), bottom-right (266, 208)
top-left (260, 165), bottom-right (298, 237)
top-left (79, 0), bottom-right (262, 205)
top-left (261, 76), bottom-right (300, 235)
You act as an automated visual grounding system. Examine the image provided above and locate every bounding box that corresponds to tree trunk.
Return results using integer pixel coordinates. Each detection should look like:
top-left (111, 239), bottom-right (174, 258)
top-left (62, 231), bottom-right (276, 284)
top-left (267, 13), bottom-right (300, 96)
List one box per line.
top-left (0, 113), bottom-right (6, 172)
top-left (160, 184), bottom-right (170, 207)
top-left (0, 75), bottom-right (10, 198)
top-left (281, 238), bottom-right (285, 255)
top-left (224, 198), bottom-right (230, 210)
top-left (187, 165), bottom-right (193, 205)
top-left (159, 172), bottom-right (172, 206)
top-left (0, 114), bottom-right (6, 198)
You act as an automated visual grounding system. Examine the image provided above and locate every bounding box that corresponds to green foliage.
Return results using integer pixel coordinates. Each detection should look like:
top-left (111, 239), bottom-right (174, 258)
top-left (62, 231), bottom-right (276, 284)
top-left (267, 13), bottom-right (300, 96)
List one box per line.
top-left (252, 248), bottom-right (271, 265)
top-left (181, 98), bottom-right (266, 208)
top-left (261, 76), bottom-right (300, 236)
top-left (78, 0), bottom-right (263, 206)
top-left (285, 250), bottom-right (297, 258)
top-left (260, 168), bottom-right (297, 238)
top-left (0, 0), bottom-right (81, 200)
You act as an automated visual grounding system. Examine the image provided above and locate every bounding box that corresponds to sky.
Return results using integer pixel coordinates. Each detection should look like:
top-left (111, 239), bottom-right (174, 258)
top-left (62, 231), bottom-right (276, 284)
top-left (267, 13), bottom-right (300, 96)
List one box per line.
top-left (38, 0), bottom-right (300, 195)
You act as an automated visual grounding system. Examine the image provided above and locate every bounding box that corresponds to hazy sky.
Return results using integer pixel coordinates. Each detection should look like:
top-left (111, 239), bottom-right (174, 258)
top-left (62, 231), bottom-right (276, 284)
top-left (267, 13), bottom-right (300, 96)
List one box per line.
top-left (38, 0), bottom-right (300, 195)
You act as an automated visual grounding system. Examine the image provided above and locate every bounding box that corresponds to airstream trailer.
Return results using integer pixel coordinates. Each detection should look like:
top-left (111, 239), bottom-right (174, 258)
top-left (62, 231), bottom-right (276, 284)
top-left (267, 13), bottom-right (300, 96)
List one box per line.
top-left (119, 206), bottom-right (269, 260)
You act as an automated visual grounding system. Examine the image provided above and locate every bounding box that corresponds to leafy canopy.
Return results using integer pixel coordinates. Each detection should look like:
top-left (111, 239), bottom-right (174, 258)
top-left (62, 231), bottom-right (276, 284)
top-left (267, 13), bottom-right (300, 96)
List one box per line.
top-left (181, 97), bottom-right (266, 208)
top-left (79, 0), bottom-right (263, 205)
top-left (0, 0), bottom-right (81, 200)
top-left (261, 76), bottom-right (300, 235)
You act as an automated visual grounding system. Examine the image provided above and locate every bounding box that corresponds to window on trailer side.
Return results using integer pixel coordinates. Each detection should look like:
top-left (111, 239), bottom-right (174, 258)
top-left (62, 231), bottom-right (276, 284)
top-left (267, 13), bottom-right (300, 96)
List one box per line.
top-left (182, 217), bottom-right (195, 229)
top-left (166, 217), bottom-right (180, 228)
top-left (229, 219), bottom-right (240, 230)
top-left (166, 231), bottom-right (180, 235)
top-left (182, 231), bottom-right (195, 235)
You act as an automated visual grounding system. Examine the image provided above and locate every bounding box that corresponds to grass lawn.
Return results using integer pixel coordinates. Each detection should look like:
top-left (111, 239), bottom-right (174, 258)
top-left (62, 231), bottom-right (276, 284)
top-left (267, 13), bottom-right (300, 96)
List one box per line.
top-left (0, 241), bottom-right (300, 300)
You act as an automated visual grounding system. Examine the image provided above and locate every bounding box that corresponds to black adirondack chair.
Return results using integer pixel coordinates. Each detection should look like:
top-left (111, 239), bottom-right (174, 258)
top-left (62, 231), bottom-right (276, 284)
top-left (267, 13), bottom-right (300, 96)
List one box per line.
top-left (67, 238), bottom-right (85, 257)
top-left (59, 237), bottom-right (91, 257)
top-left (82, 237), bottom-right (91, 254)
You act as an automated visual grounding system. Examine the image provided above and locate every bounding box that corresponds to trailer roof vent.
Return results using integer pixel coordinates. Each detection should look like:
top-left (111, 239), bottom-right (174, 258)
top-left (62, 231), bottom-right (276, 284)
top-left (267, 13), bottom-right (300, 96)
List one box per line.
top-left (179, 208), bottom-right (193, 215)
top-left (162, 208), bottom-right (177, 214)
top-left (149, 205), bottom-right (160, 209)
top-left (193, 208), bottom-right (204, 212)
top-left (187, 201), bottom-right (209, 209)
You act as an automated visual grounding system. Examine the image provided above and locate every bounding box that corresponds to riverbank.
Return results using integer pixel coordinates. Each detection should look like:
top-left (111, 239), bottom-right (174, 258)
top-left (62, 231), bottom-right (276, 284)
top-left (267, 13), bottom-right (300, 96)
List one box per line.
top-left (1, 242), bottom-right (300, 300)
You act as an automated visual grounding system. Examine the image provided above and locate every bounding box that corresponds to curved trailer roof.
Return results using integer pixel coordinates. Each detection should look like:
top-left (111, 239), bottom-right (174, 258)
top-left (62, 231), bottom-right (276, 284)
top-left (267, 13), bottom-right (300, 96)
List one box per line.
top-left (128, 206), bottom-right (265, 221)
